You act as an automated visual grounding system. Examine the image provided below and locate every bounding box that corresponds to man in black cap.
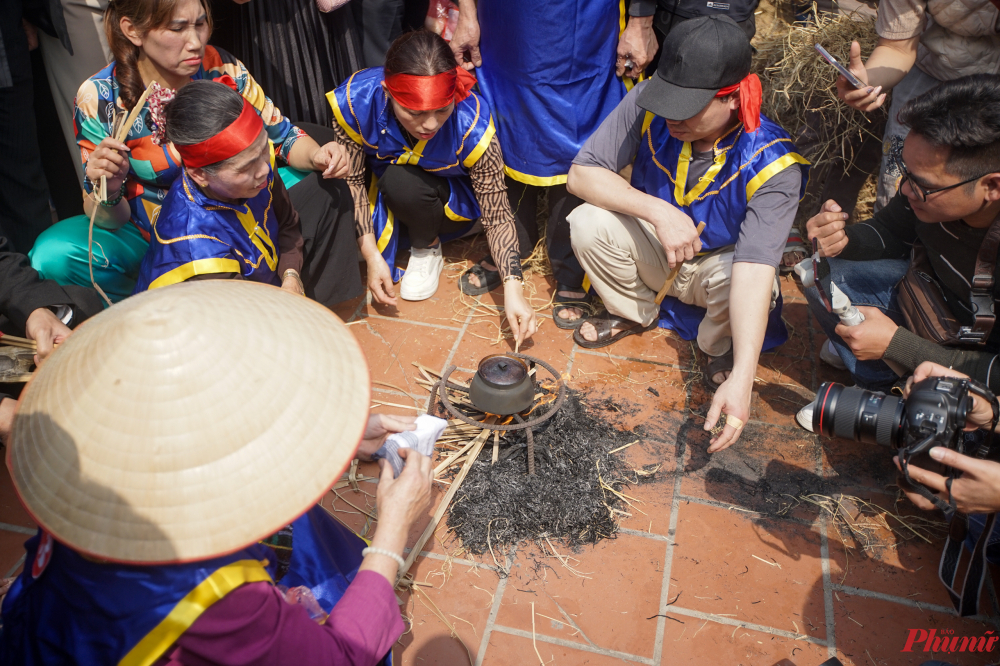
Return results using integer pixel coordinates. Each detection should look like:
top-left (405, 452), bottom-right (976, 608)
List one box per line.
top-left (566, 15), bottom-right (808, 453)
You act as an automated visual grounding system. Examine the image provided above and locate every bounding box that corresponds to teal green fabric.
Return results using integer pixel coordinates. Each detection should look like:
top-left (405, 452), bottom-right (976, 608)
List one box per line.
top-left (277, 166), bottom-right (311, 190)
top-left (29, 215), bottom-right (149, 304)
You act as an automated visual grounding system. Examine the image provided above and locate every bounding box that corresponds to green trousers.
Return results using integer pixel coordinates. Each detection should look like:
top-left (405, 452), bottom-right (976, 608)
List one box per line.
top-left (29, 167), bottom-right (311, 303)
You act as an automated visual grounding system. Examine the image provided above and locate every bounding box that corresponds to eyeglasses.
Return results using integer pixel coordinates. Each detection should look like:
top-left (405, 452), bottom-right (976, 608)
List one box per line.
top-left (892, 153), bottom-right (992, 202)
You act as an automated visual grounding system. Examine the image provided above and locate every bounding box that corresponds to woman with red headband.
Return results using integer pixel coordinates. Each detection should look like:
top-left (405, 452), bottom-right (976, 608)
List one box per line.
top-left (327, 31), bottom-right (538, 346)
top-left (132, 81), bottom-right (305, 293)
top-left (27, 0), bottom-right (361, 308)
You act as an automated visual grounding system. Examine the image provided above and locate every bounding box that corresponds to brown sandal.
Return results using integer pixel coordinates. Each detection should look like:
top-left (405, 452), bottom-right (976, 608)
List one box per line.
top-left (702, 350), bottom-right (734, 391)
top-left (573, 313), bottom-right (655, 349)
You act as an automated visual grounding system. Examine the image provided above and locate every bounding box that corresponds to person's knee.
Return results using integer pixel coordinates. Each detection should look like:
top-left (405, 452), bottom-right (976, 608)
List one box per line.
top-left (567, 203), bottom-right (617, 254)
top-left (378, 164), bottom-right (445, 210)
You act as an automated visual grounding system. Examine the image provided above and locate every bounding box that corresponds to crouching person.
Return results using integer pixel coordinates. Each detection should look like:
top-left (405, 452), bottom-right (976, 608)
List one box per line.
top-left (566, 16), bottom-right (807, 452)
top-left (133, 80), bottom-right (308, 295)
top-left (0, 281), bottom-right (429, 665)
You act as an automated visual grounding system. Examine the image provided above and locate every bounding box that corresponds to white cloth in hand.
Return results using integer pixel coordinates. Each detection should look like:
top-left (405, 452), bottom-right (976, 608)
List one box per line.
top-left (372, 414), bottom-right (447, 477)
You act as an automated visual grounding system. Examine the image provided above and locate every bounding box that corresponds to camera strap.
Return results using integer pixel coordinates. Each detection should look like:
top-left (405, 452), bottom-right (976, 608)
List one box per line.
top-left (936, 379), bottom-right (1000, 617)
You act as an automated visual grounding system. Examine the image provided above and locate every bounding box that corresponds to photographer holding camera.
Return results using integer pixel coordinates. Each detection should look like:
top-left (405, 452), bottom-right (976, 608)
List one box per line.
top-left (797, 74), bottom-right (1000, 434)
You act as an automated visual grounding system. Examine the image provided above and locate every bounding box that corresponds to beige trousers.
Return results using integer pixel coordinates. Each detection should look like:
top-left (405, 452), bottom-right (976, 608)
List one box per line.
top-left (38, 0), bottom-right (111, 182)
top-left (568, 203), bottom-right (779, 357)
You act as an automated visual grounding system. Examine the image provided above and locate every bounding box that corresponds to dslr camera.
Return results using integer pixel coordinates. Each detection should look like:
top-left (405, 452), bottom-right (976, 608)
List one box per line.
top-left (812, 377), bottom-right (996, 455)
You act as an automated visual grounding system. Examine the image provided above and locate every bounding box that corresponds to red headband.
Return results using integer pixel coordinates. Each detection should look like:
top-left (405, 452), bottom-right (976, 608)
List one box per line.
top-left (175, 99), bottom-right (264, 169)
top-left (383, 67), bottom-right (477, 111)
top-left (715, 73), bottom-right (763, 134)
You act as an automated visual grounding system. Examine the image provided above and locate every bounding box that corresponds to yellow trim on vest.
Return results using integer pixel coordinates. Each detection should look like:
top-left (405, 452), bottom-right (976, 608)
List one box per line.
top-left (673, 143), bottom-right (727, 207)
top-left (326, 89), bottom-right (364, 146)
top-left (118, 559), bottom-right (273, 666)
top-left (463, 117), bottom-right (496, 168)
top-left (745, 152), bottom-right (811, 200)
top-left (149, 258), bottom-right (243, 289)
top-left (581, 274), bottom-right (591, 293)
top-left (444, 203), bottom-right (472, 223)
top-left (369, 177), bottom-right (395, 252)
top-left (395, 139), bottom-right (428, 167)
top-left (503, 166), bottom-right (568, 186)
top-left (641, 111), bottom-right (655, 137)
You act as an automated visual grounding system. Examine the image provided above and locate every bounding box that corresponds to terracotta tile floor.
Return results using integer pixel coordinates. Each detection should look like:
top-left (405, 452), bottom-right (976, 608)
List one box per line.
top-left (1, 242), bottom-right (999, 665)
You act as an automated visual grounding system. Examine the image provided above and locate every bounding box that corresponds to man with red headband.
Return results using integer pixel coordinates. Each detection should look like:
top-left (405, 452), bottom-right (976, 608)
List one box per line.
top-left (132, 81), bottom-right (307, 294)
top-left (566, 16), bottom-right (808, 453)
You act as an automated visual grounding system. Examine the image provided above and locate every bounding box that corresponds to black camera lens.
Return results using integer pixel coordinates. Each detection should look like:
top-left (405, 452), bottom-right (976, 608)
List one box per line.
top-left (813, 382), bottom-right (905, 447)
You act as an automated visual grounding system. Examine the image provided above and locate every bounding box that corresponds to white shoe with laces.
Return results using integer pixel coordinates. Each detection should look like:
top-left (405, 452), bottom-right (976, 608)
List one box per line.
top-left (820, 339), bottom-right (847, 370)
top-left (796, 400), bottom-right (816, 433)
top-left (400, 244), bottom-right (443, 301)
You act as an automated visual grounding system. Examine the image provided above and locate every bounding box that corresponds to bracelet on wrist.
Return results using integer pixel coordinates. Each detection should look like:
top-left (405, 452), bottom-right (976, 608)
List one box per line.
top-left (99, 179), bottom-right (127, 208)
top-left (503, 275), bottom-right (524, 286)
top-left (361, 546), bottom-right (405, 570)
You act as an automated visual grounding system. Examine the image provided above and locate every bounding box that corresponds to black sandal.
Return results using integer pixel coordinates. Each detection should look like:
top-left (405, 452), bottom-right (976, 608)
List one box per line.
top-left (459, 261), bottom-right (502, 296)
top-left (552, 283), bottom-right (593, 330)
top-left (702, 350), bottom-right (734, 391)
top-left (572, 312), bottom-right (655, 349)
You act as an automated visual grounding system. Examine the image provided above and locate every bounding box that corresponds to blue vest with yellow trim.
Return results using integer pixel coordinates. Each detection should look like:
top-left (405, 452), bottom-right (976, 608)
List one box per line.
top-left (631, 114), bottom-right (809, 349)
top-left (132, 149), bottom-right (283, 294)
top-left (0, 506), bottom-right (391, 666)
top-left (327, 67), bottom-right (495, 282)
top-left (475, 0), bottom-right (630, 184)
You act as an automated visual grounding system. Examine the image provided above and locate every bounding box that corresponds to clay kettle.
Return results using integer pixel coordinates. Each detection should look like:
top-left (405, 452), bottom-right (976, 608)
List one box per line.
top-left (469, 354), bottom-right (535, 415)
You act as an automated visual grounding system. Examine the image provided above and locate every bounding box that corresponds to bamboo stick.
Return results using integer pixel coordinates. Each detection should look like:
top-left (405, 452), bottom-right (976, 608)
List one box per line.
top-left (397, 425), bottom-right (491, 585)
top-left (0, 334), bottom-right (36, 349)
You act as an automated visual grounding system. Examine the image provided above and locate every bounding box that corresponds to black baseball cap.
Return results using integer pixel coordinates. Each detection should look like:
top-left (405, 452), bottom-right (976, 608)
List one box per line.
top-left (636, 15), bottom-right (753, 121)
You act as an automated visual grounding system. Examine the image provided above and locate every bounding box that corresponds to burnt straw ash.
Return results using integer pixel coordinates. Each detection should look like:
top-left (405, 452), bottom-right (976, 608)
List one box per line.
top-left (445, 388), bottom-right (642, 555)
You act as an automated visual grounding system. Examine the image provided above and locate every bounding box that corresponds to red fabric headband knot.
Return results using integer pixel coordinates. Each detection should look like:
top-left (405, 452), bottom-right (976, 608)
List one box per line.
top-left (715, 73), bottom-right (763, 134)
top-left (383, 67), bottom-right (477, 111)
top-left (175, 98), bottom-right (264, 169)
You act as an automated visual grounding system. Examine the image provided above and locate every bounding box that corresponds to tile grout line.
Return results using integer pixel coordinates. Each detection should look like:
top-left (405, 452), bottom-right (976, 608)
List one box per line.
top-left (819, 513), bottom-right (839, 659)
top-left (474, 549), bottom-right (513, 666)
top-left (361, 312), bottom-right (464, 332)
top-left (662, 605), bottom-right (829, 646)
top-left (0, 522), bottom-right (36, 536)
top-left (489, 625), bottom-right (653, 665)
top-left (4, 553), bottom-right (25, 578)
top-left (651, 340), bottom-right (696, 665)
top-left (832, 583), bottom-right (996, 619)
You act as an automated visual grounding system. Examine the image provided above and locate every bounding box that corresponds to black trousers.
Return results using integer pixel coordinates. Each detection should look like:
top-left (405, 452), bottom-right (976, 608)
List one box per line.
top-left (377, 164), bottom-right (466, 249)
top-left (506, 179), bottom-right (586, 289)
top-left (0, 2), bottom-right (52, 254)
top-left (285, 123), bottom-right (364, 308)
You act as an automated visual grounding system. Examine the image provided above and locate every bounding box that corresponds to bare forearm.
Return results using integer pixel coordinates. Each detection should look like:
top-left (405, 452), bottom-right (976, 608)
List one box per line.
top-left (83, 196), bottom-right (130, 231)
top-left (568, 164), bottom-right (672, 228)
top-left (863, 37), bottom-right (920, 91)
top-left (286, 135), bottom-right (321, 172)
top-left (728, 262), bottom-right (775, 382)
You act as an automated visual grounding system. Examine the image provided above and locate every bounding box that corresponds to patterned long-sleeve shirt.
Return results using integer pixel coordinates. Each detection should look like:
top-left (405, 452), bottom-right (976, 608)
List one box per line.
top-left (74, 45), bottom-right (306, 240)
top-left (332, 123), bottom-right (523, 280)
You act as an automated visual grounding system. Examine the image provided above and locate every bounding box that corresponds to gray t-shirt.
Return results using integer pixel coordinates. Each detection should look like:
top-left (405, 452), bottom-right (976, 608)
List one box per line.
top-left (573, 81), bottom-right (801, 269)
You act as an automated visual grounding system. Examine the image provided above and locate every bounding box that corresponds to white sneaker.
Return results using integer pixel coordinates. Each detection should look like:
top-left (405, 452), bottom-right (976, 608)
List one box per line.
top-left (400, 245), bottom-right (444, 301)
top-left (796, 401), bottom-right (816, 432)
top-left (820, 339), bottom-right (847, 370)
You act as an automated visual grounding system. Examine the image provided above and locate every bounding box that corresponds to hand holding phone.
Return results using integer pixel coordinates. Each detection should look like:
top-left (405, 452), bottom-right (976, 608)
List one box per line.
top-left (823, 41), bottom-right (888, 112)
top-left (815, 43), bottom-right (866, 89)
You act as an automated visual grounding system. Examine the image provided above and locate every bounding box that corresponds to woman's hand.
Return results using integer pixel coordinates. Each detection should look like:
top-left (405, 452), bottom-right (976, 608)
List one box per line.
top-left (503, 280), bottom-right (538, 347)
top-left (357, 413), bottom-right (418, 460)
top-left (836, 41), bottom-right (886, 112)
top-left (310, 141), bottom-right (350, 179)
top-left (360, 449), bottom-right (433, 582)
top-left (365, 251), bottom-right (398, 306)
top-left (280, 270), bottom-right (305, 296)
top-left (85, 137), bottom-right (131, 195)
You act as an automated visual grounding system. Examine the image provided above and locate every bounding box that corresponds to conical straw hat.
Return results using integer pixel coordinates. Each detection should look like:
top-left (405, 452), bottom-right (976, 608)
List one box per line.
top-left (7, 281), bottom-right (370, 564)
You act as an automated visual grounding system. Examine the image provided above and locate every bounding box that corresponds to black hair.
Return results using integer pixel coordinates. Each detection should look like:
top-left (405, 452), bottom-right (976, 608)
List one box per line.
top-left (384, 30), bottom-right (458, 78)
top-left (898, 74), bottom-right (1000, 182)
top-left (163, 80), bottom-right (245, 173)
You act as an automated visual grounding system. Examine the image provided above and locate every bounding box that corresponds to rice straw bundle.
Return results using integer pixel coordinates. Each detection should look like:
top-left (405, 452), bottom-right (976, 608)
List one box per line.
top-left (752, 6), bottom-right (887, 174)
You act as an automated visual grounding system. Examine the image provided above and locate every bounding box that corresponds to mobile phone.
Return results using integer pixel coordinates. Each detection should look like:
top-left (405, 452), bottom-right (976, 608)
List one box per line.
top-left (814, 44), bottom-right (867, 90)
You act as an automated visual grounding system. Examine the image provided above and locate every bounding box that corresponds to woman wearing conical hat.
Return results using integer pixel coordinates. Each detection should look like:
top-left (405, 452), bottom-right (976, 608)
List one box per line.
top-left (0, 282), bottom-right (432, 665)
